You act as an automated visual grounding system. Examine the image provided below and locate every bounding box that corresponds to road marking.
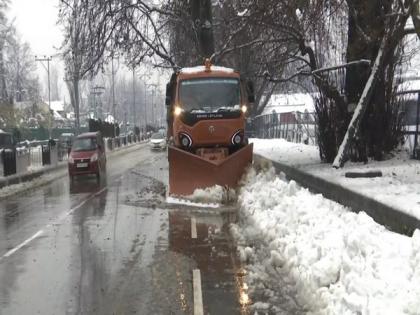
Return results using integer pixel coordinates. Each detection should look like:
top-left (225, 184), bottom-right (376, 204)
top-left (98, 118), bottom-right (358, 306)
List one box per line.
top-left (191, 217), bottom-right (197, 239)
top-left (0, 186), bottom-right (108, 262)
top-left (1, 230), bottom-right (44, 260)
top-left (193, 269), bottom-right (204, 315)
top-left (65, 186), bottom-right (108, 217)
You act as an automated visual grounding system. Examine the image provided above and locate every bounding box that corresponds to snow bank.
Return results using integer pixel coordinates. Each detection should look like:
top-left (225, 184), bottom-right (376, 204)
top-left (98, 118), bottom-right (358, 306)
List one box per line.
top-left (251, 138), bottom-right (420, 220)
top-left (0, 169), bottom-right (66, 199)
top-left (232, 167), bottom-right (420, 314)
top-left (166, 196), bottom-right (219, 209)
top-left (182, 185), bottom-right (237, 204)
top-left (251, 138), bottom-right (320, 166)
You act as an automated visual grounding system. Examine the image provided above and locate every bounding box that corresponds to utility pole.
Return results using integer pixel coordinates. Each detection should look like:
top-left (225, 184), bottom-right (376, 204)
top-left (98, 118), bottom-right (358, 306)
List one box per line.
top-left (146, 83), bottom-right (157, 129)
top-left (111, 56), bottom-right (116, 136)
top-left (35, 55), bottom-right (52, 138)
top-left (132, 66), bottom-right (136, 132)
top-left (92, 86), bottom-right (105, 120)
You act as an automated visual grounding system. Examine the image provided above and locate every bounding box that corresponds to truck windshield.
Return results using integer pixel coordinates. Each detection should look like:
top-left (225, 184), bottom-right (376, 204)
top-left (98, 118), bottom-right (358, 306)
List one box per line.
top-left (179, 78), bottom-right (240, 113)
top-left (72, 138), bottom-right (97, 152)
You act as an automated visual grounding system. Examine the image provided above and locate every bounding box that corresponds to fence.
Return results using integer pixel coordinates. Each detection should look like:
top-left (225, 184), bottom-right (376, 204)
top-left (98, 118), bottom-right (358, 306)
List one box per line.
top-left (253, 111), bottom-right (318, 145)
top-left (0, 149), bottom-right (16, 176)
top-left (403, 126), bottom-right (420, 159)
top-left (104, 134), bottom-right (141, 152)
top-left (16, 148), bottom-right (30, 174)
top-left (1, 134), bottom-right (143, 179)
top-left (0, 142), bottom-right (59, 178)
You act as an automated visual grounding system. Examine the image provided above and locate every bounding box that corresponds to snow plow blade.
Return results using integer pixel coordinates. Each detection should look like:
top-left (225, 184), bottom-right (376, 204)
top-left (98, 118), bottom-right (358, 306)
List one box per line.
top-left (168, 144), bottom-right (253, 196)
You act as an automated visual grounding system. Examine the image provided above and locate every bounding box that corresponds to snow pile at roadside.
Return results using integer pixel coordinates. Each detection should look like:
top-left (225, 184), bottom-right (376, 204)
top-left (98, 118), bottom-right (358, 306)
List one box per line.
top-left (231, 167), bottom-right (420, 314)
top-left (251, 138), bottom-right (420, 220)
top-left (166, 196), bottom-right (220, 209)
top-left (177, 185), bottom-right (237, 204)
top-left (0, 169), bottom-right (67, 199)
top-left (251, 138), bottom-right (320, 166)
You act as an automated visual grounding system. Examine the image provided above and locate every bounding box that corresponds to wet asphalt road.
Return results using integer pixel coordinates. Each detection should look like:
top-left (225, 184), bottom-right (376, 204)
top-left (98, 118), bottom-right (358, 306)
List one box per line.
top-left (0, 144), bottom-right (249, 315)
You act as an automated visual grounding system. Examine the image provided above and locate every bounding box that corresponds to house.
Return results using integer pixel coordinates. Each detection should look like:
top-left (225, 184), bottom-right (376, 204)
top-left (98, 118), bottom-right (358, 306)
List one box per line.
top-left (262, 93), bottom-right (315, 116)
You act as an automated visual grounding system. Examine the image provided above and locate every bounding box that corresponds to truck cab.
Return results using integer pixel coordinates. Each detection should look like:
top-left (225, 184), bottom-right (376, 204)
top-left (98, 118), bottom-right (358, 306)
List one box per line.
top-left (165, 60), bottom-right (255, 196)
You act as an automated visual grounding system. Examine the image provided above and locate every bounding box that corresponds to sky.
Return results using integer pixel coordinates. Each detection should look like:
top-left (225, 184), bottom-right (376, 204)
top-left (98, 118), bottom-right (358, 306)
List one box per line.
top-left (8, 0), bottom-right (65, 101)
top-left (8, 0), bottom-right (63, 57)
top-left (6, 0), bottom-right (171, 107)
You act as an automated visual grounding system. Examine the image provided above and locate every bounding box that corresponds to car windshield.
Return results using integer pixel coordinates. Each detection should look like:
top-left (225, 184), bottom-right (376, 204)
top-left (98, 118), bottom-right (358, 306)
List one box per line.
top-left (0, 133), bottom-right (12, 146)
top-left (151, 133), bottom-right (163, 139)
top-left (72, 138), bottom-right (97, 151)
top-left (179, 78), bottom-right (241, 113)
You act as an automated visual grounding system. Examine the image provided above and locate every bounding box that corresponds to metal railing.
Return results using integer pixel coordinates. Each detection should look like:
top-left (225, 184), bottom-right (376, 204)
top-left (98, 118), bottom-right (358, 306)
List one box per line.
top-left (0, 134), bottom-right (143, 178)
top-left (253, 111), bottom-right (318, 145)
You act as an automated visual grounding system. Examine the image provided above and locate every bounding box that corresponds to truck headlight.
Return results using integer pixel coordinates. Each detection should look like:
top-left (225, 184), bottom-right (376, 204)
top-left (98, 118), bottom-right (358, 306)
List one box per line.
top-left (179, 133), bottom-right (192, 148)
top-left (174, 106), bottom-right (183, 116)
top-left (231, 130), bottom-right (244, 145)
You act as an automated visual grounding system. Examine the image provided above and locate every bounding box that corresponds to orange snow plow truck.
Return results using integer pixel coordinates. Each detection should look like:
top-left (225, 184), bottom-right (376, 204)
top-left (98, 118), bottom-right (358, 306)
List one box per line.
top-left (166, 59), bottom-right (254, 196)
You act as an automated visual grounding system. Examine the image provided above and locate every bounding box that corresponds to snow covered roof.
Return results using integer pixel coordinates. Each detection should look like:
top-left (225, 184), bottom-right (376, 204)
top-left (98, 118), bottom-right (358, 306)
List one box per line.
top-left (49, 100), bottom-right (66, 112)
top-left (180, 65), bottom-right (235, 74)
top-left (262, 93), bottom-right (315, 115)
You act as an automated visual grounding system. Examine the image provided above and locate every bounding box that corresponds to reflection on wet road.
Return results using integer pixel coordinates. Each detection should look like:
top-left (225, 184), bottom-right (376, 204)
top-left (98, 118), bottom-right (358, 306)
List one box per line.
top-left (0, 145), bottom-right (248, 314)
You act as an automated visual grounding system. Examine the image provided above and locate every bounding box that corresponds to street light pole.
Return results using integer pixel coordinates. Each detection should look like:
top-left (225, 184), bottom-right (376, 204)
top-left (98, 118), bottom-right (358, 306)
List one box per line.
top-left (146, 83), bottom-right (157, 129)
top-left (111, 56), bottom-right (116, 137)
top-left (35, 55), bottom-right (52, 138)
top-left (132, 66), bottom-right (136, 132)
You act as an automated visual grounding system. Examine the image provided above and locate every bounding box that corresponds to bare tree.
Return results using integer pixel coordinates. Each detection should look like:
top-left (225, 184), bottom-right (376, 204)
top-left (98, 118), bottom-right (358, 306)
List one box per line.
top-left (333, 0), bottom-right (414, 167)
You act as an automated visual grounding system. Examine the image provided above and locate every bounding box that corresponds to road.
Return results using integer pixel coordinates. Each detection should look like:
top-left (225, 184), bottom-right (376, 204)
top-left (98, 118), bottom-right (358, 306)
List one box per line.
top-left (0, 144), bottom-right (249, 315)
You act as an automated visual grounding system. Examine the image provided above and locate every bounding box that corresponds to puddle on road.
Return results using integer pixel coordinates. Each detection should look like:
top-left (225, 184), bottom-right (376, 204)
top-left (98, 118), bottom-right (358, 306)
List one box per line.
top-left (114, 161), bottom-right (250, 314)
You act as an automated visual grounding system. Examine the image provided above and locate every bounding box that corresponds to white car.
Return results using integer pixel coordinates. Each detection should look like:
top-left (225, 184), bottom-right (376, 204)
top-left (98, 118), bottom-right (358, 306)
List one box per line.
top-left (149, 132), bottom-right (167, 150)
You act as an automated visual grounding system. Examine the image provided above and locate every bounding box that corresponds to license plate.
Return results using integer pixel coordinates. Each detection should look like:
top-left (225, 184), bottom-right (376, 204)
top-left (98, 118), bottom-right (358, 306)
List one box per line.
top-left (76, 163), bottom-right (88, 168)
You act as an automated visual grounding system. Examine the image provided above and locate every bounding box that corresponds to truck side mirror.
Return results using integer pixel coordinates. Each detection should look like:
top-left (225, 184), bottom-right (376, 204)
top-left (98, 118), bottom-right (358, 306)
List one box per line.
top-left (247, 80), bottom-right (255, 103)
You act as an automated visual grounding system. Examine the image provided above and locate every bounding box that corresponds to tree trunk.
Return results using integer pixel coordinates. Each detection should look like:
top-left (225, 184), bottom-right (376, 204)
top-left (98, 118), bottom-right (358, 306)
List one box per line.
top-left (66, 78), bottom-right (80, 133)
top-left (190, 0), bottom-right (215, 58)
top-left (412, 0), bottom-right (420, 40)
top-left (0, 41), bottom-right (8, 104)
top-left (74, 78), bottom-right (80, 133)
top-left (332, 35), bottom-right (387, 168)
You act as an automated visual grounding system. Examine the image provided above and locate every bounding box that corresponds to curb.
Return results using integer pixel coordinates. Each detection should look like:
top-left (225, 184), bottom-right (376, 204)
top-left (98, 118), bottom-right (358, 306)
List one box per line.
top-left (0, 163), bottom-right (67, 189)
top-left (254, 154), bottom-right (420, 236)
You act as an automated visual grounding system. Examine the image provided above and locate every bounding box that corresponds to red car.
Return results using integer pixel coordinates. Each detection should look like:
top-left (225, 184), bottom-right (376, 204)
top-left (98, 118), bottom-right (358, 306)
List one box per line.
top-left (68, 132), bottom-right (106, 181)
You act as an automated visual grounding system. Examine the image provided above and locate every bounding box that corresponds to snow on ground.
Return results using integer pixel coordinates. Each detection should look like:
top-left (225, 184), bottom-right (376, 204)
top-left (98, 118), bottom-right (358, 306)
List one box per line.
top-left (251, 138), bottom-right (420, 219)
top-left (252, 138), bottom-right (320, 166)
top-left (166, 196), bottom-right (220, 209)
top-left (232, 166), bottom-right (420, 314)
top-left (0, 168), bottom-right (67, 199)
top-left (168, 185), bottom-right (237, 205)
